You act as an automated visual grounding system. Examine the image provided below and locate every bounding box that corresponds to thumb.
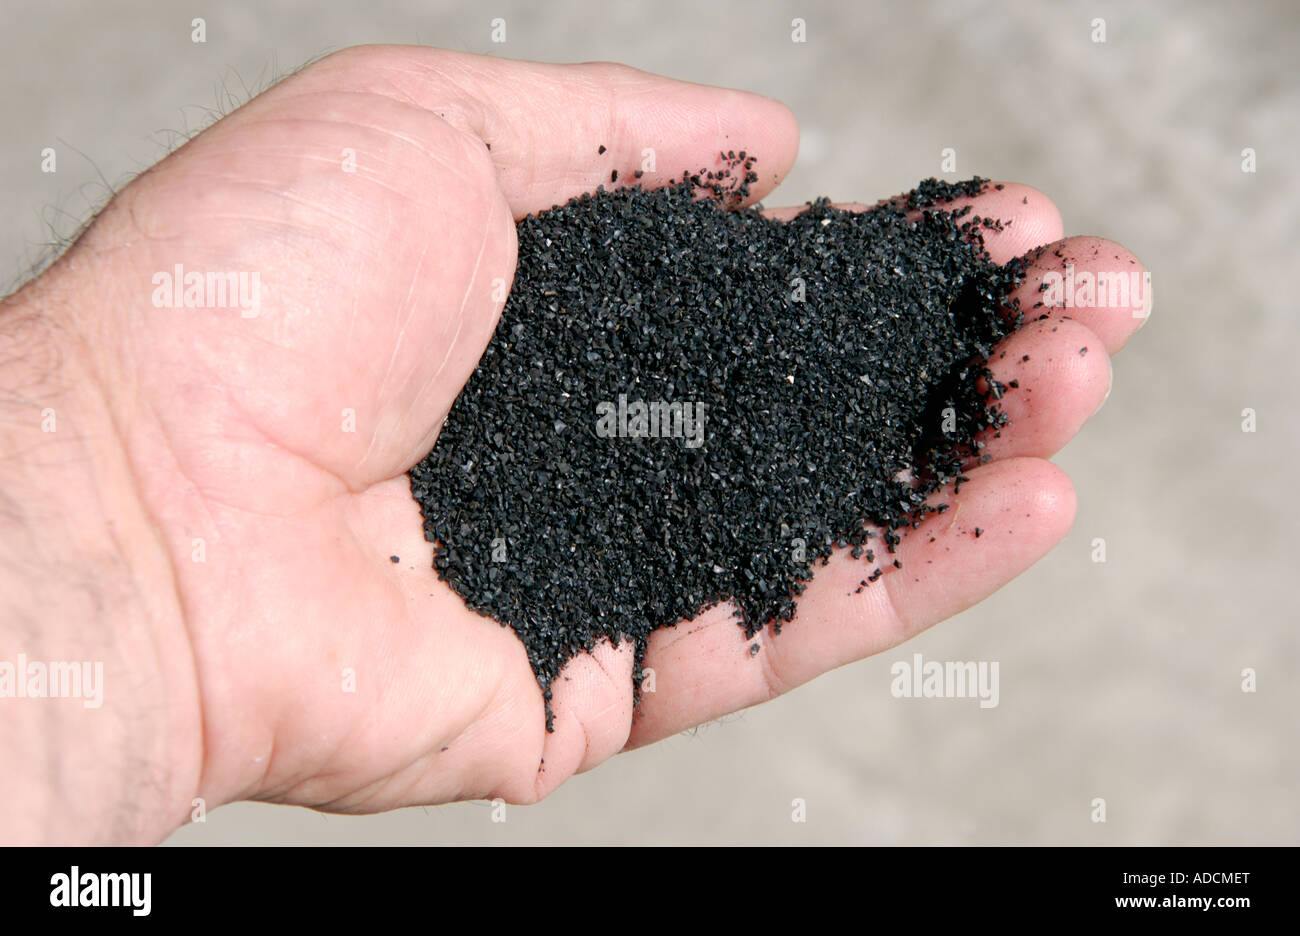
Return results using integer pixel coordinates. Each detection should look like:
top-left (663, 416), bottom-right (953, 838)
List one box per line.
top-left (296, 45), bottom-right (801, 219)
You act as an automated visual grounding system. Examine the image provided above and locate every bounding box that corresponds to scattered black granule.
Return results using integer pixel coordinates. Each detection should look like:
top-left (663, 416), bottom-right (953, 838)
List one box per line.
top-left (610, 170), bottom-right (618, 183)
top-left (906, 176), bottom-right (990, 208)
top-left (408, 163), bottom-right (1024, 730)
top-left (598, 144), bottom-right (607, 155)
top-left (1079, 346), bottom-right (1088, 356)
top-left (974, 527), bottom-right (984, 538)
top-left (390, 555), bottom-right (400, 563)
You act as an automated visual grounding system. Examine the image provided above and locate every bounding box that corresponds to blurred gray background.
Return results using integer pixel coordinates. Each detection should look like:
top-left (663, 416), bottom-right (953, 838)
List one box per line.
top-left (3, 0), bottom-right (1295, 844)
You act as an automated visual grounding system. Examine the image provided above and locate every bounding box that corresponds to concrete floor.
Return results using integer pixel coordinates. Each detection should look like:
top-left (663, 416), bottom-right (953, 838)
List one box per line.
top-left (2, 0), bottom-right (1295, 844)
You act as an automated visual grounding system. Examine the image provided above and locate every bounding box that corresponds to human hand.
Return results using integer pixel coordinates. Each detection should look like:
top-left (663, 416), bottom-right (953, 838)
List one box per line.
top-left (0, 46), bottom-right (1145, 843)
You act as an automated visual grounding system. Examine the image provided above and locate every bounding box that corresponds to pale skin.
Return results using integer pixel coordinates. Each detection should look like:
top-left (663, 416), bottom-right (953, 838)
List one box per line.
top-left (0, 46), bottom-right (1146, 844)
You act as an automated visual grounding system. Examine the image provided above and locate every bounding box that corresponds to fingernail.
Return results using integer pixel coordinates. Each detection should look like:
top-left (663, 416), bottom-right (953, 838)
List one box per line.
top-left (1094, 361), bottom-right (1113, 416)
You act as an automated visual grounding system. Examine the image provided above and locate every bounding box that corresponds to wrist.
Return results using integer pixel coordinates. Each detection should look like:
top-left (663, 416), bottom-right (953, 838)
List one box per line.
top-left (0, 258), bottom-right (201, 844)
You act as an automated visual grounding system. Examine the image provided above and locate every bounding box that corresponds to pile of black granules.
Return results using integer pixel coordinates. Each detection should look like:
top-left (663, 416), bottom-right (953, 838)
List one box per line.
top-left (409, 163), bottom-right (1025, 729)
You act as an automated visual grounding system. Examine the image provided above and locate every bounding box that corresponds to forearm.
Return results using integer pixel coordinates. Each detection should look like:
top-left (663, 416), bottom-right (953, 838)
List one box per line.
top-left (0, 267), bottom-right (200, 844)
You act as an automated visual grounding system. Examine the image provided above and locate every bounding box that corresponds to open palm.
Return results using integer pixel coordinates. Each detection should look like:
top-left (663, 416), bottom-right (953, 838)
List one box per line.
top-left (72, 46), bottom-right (1144, 817)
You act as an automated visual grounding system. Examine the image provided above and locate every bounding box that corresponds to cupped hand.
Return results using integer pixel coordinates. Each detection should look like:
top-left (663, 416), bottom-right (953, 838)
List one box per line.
top-left (28, 46), bottom-right (1146, 833)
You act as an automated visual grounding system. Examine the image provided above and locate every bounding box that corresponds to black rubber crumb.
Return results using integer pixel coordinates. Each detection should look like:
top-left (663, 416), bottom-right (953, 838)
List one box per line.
top-left (390, 555), bottom-right (400, 563)
top-left (1079, 346), bottom-right (1088, 356)
top-left (906, 176), bottom-right (989, 209)
top-left (408, 160), bottom-right (1024, 731)
top-left (598, 144), bottom-right (607, 155)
